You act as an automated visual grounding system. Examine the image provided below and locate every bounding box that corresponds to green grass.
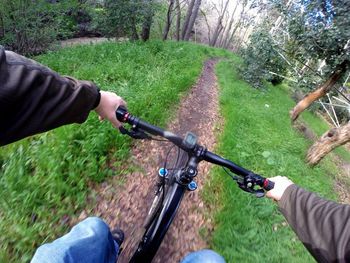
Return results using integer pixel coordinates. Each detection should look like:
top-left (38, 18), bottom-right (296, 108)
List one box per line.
top-left (204, 58), bottom-right (342, 263)
top-left (0, 40), bottom-right (230, 262)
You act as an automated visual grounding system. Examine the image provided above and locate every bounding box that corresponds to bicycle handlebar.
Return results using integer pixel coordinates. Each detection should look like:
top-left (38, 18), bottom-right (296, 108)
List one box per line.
top-left (116, 106), bottom-right (274, 194)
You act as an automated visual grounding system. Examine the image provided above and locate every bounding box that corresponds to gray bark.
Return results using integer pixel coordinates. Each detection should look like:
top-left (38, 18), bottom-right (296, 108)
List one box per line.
top-left (235, 25), bottom-right (250, 51)
top-left (141, 0), bottom-right (154, 41)
top-left (181, 0), bottom-right (196, 40)
top-left (209, 0), bottom-right (229, 47)
top-left (220, 0), bottom-right (239, 48)
top-left (0, 12), bottom-right (4, 39)
top-left (163, 0), bottom-right (175, 40)
top-left (184, 0), bottom-right (202, 41)
top-left (224, 2), bottom-right (247, 49)
top-left (175, 0), bottom-right (181, 41)
top-left (200, 8), bottom-right (211, 44)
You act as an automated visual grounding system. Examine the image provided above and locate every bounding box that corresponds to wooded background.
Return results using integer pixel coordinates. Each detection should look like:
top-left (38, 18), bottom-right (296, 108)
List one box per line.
top-left (1, 0), bottom-right (349, 164)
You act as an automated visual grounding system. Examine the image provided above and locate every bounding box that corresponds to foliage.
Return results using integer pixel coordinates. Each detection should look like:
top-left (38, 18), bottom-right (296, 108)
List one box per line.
top-left (101, 0), bottom-right (158, 40)
top-left (0, 40), bottom-right (229, 262)
top-left (281, 1), bottom-right (350, 70)
top-left (240, 0), bottom-right (349, 92)
top-left (271, 0), bottom-right (350, 91)
top-left (204, 59), bottom-right (345, 262)
top-left (0, 0), bottom-right (95, 55)
top-left (0, 0), bottom-right (57, 55)
top-left (239, 28), bottom-right (287, 89)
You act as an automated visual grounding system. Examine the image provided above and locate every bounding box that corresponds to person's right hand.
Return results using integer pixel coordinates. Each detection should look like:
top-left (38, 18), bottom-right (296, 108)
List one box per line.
top-left (266, 176), bottom-right (294, 201)
top-left (94, 91), bottom-right (126, 129)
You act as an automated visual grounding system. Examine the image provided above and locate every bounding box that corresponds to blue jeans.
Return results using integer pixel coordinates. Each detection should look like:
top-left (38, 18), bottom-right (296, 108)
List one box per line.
top-left (181, 250), bottom-right (226, 263)
top-left (31, 217), bottom-right (118, 263)
top-left (31, 217), bottom-right (225, 263)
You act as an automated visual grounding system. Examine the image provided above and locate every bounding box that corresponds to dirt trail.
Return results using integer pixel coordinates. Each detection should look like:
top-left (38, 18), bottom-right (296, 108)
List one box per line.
top-left (75, 59), bottom-right (221, 262)
top-left (60, 37), bottom-right (115, 47)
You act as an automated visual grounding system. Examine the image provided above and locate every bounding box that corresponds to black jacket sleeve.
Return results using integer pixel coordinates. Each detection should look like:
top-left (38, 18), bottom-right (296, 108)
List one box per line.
top-left (278, 184), bottom-right (350, 263)
top-left (0, 47), bottom-right (100, 146)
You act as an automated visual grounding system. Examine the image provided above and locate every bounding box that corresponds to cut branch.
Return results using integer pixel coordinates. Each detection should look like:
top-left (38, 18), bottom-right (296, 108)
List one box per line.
top-left (290, 60), bottom-right (349, 122)
top-left (307, 122), bottom-right (350, 165)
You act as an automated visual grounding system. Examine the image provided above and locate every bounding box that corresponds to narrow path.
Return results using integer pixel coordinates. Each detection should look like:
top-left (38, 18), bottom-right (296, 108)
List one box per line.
top-left (59, 37), bottom-right (116, 47)
top-left (75, 59), bottom-right (220, 262)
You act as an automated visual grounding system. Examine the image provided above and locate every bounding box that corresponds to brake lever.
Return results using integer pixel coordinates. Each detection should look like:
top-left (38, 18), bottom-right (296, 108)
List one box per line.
top-left (119, 126), bottom-right (152, 140)
top-left (234, 173), bottom-right (265, 198)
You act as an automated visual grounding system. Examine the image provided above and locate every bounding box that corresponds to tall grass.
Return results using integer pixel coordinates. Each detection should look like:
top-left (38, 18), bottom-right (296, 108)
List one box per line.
top-left (205, 58), bottom-right (342, 262)
top-left (0, 40), bottom-right (230, 262)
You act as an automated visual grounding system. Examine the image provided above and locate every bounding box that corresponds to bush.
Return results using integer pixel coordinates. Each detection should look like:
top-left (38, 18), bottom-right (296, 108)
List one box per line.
top-left (239, 29), bottom-right (287, 89)
top-left (0, 0), bottom-right (58, 55)
top-left (0, 0), bottom-right (97, 55)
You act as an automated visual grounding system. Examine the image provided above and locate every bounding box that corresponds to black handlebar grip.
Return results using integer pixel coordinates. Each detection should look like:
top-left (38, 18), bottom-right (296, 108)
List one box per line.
top-left (116, 106), bottom-right (128, 122)
top-left (263, 179), bottom-right (275, 191)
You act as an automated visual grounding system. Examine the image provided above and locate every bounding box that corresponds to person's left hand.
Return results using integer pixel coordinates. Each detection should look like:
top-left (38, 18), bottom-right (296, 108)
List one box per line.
top-left (94, 91), bottom-right (126, 128)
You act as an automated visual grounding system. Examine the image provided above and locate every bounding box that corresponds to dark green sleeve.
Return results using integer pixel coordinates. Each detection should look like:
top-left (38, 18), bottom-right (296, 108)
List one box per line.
top-left (278, 184), bottom-right (350, 263)
top-left (0, 47), bottom-right (100, 146)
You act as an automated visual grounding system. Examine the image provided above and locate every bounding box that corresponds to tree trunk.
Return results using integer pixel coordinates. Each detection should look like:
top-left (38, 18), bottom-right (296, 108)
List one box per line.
top-left (307, 122), bottom-right (350, 165)
top-left (290, 60), bottom-right (349, 122)
top-left (223, 21), bottom-right (240, 49)
top-left (0, 12), bottom-right (4, 39)
top-left (209, 0), bottom-right (229, 47)
top-left (175, 0), bottom-right (181, 41)
top-left (141, 0), bottom-right (154, 41)
top-left (183, 0), bottom-right (201, 41)
top-left (200, 8), bottom-right (210, 44)
top-left (220, 1), bottom-right (238, 47)
top-left (163, 0), bottom-right (175, 40)
top-left (181, 0), bottom-right (195, 40)
top-left (130, 17), bottom-right (139, 41)
top-left (217, 25), bottom-right (225, 47)
top-left (235, 25), bottom-right (250, 51)
top-left (223, 2), bottom-right (246, 49)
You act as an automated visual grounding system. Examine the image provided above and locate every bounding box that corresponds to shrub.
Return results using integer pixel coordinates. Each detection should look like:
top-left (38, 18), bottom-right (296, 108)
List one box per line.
top-left (239, 29), bottom-right (287, 89)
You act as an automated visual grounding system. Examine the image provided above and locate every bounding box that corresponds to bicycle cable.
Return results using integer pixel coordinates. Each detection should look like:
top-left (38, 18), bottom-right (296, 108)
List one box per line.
top-left (222, 167), bottom-right (242, 183)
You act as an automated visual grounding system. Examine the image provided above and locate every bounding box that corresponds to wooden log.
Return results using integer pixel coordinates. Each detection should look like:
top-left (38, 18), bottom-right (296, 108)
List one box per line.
top-left (307, 122), bottom-right (350, 165)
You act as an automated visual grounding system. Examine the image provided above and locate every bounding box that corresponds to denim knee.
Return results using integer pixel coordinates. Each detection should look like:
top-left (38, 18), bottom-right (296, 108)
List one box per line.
top-left (31, 217), bottom-right (117, 263)
top-left (181, 249), bottom-right (226, 263)
top-left (81, 217), bottom-right (110, 239)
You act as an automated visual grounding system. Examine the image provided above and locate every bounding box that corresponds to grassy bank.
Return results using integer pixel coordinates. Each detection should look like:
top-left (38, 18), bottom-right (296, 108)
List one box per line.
top-left (205, 58), bottom-right (343, 262)
top-left (0, 40), bottom-right (229, 262)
